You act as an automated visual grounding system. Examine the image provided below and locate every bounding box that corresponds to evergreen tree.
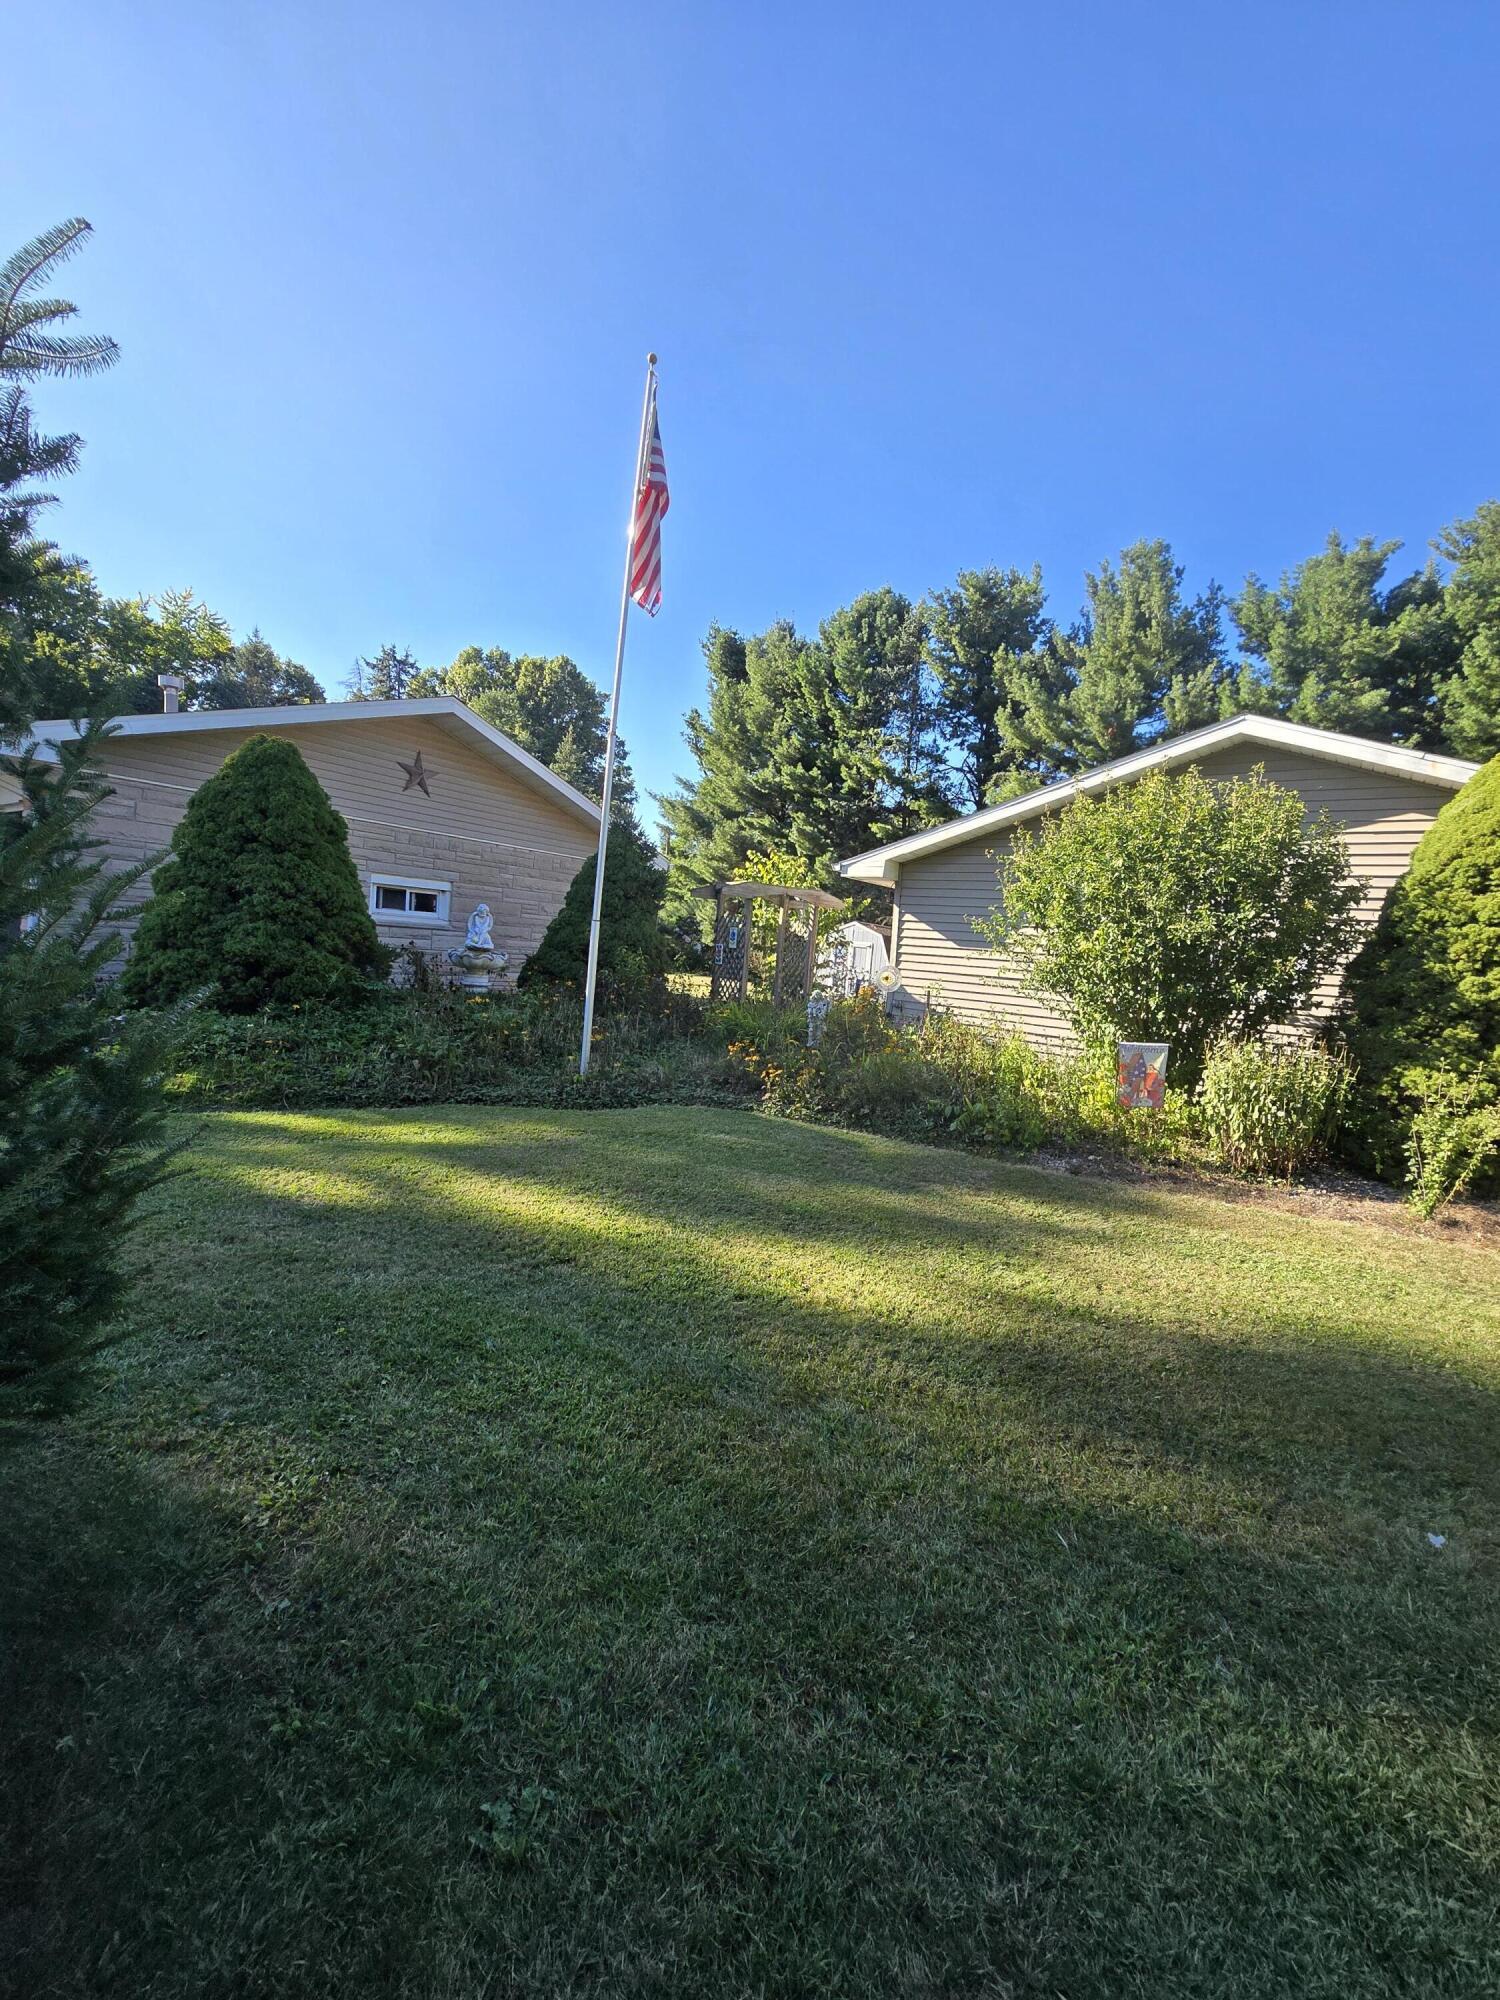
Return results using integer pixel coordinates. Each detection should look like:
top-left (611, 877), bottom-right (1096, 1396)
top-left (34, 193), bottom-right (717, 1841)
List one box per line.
top-left (197, 628), bottom-right (324, 709)
top-left (0, 217), bottom-right (179, 1418)
top-left (518, 819), bottom-right (668, 1000)
top-left (350, 643), bottom-right (421, 701)
top-left (121, 735), bottom-right (389, 1012)
top-left (659, 621), bottom-right (804, 921)
top-left (1341, 753), bottom-right (1500, 1184)
top-left (1230, 533), bottom-right (1457, 746)
top-left (1437, 503), bottom-right (1500, 760)
top-left (781, 589), bottom-right (943, 871)
top-left (1013, 542), bottom-right (1228, 775)
top-left (924, 566), bottom-right (1054, 805)
top-left (1, 722), bottom-right (181, 1417)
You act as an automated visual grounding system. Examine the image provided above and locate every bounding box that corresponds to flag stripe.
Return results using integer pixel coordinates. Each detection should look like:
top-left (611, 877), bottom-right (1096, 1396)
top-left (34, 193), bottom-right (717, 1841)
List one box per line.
top-left (628, 393), bottom-right (669, 616)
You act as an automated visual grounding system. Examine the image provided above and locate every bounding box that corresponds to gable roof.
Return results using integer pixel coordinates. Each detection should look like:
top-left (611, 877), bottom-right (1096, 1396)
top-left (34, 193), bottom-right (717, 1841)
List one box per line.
top-left (22, 697), bottom-right (602, 829)
top-left (839, 715), bottom-right (1480, 885)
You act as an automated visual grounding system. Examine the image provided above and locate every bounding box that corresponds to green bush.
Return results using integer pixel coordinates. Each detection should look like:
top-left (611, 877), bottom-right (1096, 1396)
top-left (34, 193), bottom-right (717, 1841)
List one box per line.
top-left (980, 764), bottom-right (1365, 1083)
top-left (1196, 1040), bottom-right (1351, 1179)
top-left (1037, 1047), bottom-right (1199, 1164)
top-left (1341, 754), bottom-right (1499, 1188)
top-left (121, 734), bottom-right (389, 1013)
top-left (2, 720), bottom-right (183, 1419)
top-left (1403, 1074), bottom-right (1500, 1218)
top-left (163, 986), bottom-right (734, 1113)
top-left (833, 1047), bottom-right (949, 1133)
top-left (519, 821), bottom-right (670, 1003)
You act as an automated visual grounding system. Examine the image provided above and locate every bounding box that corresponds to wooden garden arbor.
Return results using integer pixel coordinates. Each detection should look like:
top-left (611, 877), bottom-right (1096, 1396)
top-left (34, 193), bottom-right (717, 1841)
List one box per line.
top-left (696, 880), bottom-right (845, 1005)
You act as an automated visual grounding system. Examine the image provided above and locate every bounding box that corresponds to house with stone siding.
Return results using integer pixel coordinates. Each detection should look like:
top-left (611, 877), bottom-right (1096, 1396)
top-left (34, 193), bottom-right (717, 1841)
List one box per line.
top-left (18, 697), bottom-right (601, 978)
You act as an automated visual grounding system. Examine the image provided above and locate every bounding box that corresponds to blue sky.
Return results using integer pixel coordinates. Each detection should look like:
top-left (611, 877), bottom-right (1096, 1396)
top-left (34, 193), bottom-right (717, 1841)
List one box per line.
top-left (8, 2), bottom-right (1500, 814)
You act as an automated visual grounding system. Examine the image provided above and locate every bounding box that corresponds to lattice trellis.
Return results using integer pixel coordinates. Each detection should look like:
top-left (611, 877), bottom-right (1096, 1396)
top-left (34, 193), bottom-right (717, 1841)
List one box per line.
top-left (699, 880), bottom-right (845, 1006)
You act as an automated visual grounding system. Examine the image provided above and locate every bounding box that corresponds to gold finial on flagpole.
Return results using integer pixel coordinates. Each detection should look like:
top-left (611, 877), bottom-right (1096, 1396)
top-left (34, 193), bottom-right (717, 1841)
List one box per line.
top-left (647, 352), bottom-right (658, 366)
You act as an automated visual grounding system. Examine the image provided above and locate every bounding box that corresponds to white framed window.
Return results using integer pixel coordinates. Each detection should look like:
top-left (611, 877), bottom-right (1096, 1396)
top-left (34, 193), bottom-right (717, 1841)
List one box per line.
top-left (368, 874), bottom-right (451, 926)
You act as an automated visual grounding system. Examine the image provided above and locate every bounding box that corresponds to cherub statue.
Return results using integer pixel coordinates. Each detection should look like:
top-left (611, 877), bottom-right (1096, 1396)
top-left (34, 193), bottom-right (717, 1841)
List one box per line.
top-left (464, 904), bottom-right (494, 952)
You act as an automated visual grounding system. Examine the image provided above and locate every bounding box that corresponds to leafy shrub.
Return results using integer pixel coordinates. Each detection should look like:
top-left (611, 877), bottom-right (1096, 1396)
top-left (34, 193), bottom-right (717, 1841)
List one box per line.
top-left (833, 1048), bottom-right (949, 1133)
top-left (121, 734), bottom-right (389, 1012)
top-left (1196, 1039), bottom-right (1351, 1179)
top-left (1037, 1047), bottom-right (1199, 1164)
top-left (1403, 1074), bottom-right (1500, 1218)
top-left (980, 764), bottom-right (1365, 1083)
top-left (165, 986), bottom-right (735, 1112)
top-left (1341, 753), bottom-right (1499, 1188)
top-left (819, 988), bottom-right (896, 1066)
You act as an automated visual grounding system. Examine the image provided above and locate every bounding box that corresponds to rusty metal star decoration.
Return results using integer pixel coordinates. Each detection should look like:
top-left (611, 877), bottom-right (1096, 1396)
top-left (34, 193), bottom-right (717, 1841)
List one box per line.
top-left (398, 751), bottom-right (431, 797)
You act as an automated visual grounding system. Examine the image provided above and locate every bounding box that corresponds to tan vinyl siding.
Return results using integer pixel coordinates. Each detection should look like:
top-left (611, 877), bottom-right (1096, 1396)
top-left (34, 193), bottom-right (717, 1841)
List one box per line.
top-left (890, 744), bottom-right (1453, 1045)
top-left (85, 715), bottom-right (596, 974)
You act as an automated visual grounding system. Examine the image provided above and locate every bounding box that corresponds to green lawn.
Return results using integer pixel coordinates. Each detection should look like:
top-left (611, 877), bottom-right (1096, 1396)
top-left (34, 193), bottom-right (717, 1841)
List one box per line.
top-left (4, 1106), bottom-right (1498, 1999)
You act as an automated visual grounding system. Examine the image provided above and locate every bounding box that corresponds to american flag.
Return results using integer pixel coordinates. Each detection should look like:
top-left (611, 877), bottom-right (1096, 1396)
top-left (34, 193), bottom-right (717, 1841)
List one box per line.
top-left (628, 390), bottom-right (670, 616)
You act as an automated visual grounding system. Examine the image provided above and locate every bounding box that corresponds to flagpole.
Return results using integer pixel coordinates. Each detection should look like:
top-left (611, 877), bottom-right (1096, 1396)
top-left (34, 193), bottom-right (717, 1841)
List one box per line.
top-left (579, 352), bottom-right (657, 1076)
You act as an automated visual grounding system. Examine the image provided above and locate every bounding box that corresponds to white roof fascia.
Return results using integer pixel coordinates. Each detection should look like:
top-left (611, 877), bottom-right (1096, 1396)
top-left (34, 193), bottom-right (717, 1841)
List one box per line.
top-left (22, 697), bottom-right (602, 827)
top-left (838, 714), bottom-right (1481, 885)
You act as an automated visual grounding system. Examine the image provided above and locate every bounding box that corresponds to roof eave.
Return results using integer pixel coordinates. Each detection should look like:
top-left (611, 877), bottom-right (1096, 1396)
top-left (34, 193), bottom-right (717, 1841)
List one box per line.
top-left (836, 715), bottom-right (1482, 878)
top-left (21, 697), bottom-right (602, 828)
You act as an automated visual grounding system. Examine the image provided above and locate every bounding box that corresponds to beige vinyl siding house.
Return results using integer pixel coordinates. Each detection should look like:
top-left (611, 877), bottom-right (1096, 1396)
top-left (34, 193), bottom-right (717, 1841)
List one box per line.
top-left (22, 698), bottom-right (600, 977)
top-left (841, 716), bottom-right (1479, 1048)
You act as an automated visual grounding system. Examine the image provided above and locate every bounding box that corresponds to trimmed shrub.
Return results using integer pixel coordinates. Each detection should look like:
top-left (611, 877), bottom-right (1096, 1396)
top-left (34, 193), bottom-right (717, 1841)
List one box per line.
top-left (1196, 1039), bottom-right (1351, 1179)
top-left (121, 734), bottom-right (389, 1012)
top-left (519, 821), bottom-right (669, 1002)
top-left (1341, 754), bottom-right (1499, 1187)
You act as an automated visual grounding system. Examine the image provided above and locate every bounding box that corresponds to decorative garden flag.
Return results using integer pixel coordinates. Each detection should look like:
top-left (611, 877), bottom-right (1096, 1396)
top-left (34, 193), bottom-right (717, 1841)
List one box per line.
top-left (1117, 1042), bottom-right (1169, 1109)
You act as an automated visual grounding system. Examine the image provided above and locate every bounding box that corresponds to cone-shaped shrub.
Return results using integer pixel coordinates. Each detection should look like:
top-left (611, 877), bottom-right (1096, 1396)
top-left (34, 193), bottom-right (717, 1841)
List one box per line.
top-left (519, 820), bottom-right (668, 1001)
top-left (121, 734), bottom-right (389, 1012)
top-left (1341, 753), bottom-right (1500, 1184)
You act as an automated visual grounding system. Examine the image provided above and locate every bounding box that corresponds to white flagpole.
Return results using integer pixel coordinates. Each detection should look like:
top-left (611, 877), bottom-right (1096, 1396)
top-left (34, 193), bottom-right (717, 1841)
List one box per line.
top-left (579, 352), bottom-right (657, 1076)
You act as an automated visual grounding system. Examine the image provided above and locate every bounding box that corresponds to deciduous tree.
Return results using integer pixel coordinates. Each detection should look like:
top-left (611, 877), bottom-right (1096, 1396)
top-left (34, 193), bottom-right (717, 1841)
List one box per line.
top-left (979, 765), bottom-right (1365, 1080)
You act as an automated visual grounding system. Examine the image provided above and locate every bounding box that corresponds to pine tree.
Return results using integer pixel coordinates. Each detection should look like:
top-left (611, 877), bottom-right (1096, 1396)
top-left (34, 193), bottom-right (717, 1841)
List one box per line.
top-left (1, 217), bottom-right (179, 1419)
top-left (350, 643), bottom-right (421, 701)
top-left (1437, 503), bottom-right (1500, 760)
top-left (1230, 533), bottom-right (1457, 747)
top-left (659, 622), bottom-right (803, 920)
top-left (195, 627), bottom-right (324, 709)
top-left (924, 566), bottom-right (1054, 806)
top-left (518, 819), bottom-right (668, 1000)
top-left (1, 723), bottom-right (182, 1417)
top-left (121, 735), bottom-right (390, 1012)
top-left (780, 589), bottom-right (943, 871)
top-left (1013, 542), bottom-right (1227, 775)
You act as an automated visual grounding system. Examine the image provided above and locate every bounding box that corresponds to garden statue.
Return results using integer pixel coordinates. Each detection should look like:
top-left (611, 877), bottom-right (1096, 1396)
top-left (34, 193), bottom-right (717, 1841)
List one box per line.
top-left (447, 904), bottom-right (506, 992)
top-left (806, 991), bottom-right (830, 1047)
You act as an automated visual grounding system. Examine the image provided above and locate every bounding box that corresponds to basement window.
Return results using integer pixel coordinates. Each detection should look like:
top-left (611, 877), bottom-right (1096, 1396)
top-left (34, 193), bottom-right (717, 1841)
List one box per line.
top-left (369, 875), bottom-right (451, 926)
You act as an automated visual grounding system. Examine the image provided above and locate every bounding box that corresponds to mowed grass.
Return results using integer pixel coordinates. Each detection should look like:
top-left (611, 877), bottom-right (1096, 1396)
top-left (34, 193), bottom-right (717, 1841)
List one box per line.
top-left (3, 1108), bottom-right (1498, 1999)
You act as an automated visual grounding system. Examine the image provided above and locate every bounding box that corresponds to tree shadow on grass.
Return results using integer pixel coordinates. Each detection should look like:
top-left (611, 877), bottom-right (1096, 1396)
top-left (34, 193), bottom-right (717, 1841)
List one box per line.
top-left (4, 1299), bottom-right (1498, 2000)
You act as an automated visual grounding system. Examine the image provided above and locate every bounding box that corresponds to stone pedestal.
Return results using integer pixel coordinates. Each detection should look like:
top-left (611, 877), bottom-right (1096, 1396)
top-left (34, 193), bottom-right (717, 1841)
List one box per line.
top-left (446, 945), bottom-right (508, 993)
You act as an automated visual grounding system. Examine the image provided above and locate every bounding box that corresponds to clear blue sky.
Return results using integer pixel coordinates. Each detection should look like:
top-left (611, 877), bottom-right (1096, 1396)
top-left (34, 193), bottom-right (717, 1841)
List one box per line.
top-left (8, 2), bottom-right (1500, 815)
